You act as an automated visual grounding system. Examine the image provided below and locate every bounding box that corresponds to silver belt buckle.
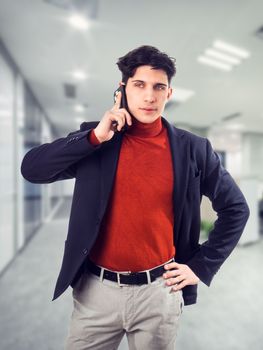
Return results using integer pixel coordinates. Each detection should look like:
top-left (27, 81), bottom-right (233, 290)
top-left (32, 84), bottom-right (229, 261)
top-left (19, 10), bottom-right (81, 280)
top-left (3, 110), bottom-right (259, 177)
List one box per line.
top-left (117, 270), bottom-right (132, 287)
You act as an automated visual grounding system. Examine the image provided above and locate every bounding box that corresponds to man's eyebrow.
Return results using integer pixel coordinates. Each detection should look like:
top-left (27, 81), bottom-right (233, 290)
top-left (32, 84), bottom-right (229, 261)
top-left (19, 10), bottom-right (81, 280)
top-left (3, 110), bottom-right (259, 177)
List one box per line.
top-left (131, 80), bottom-right (168, 87)
top-left (155, 82), bottom-right (168, 87)
top-left (131, 80), bottom-right (145, 83)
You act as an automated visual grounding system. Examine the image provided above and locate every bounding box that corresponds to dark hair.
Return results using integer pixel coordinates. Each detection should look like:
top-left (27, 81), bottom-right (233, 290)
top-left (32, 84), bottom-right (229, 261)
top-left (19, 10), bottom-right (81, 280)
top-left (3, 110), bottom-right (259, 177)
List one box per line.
top-left (116, 45), bottom-right (176, 85)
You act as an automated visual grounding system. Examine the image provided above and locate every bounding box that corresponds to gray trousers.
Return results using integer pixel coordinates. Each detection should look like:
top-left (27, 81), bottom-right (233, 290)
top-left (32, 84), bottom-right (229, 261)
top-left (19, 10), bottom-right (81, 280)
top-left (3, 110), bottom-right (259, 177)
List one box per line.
top-left (65, 262), bottom-right (184, 350)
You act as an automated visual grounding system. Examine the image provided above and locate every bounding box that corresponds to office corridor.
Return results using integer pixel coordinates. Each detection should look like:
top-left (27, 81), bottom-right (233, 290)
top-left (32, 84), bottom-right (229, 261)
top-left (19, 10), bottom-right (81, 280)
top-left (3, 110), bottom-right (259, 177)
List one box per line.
top-left (0, 199), bottom-right (262, 350)
top-left (1, 1), bottom-right (263, 349)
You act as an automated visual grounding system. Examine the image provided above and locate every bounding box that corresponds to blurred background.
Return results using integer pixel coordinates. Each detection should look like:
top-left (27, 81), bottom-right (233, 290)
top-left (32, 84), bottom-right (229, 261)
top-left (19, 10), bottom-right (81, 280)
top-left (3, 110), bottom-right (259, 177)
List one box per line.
top-left (0, 0), bottom-right (263, 349)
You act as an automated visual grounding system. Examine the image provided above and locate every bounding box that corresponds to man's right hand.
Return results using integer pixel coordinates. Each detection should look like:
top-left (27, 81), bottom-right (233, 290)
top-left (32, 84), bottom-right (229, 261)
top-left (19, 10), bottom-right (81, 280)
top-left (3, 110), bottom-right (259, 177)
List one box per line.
top-left (93, 91), bottom-right (133, 143)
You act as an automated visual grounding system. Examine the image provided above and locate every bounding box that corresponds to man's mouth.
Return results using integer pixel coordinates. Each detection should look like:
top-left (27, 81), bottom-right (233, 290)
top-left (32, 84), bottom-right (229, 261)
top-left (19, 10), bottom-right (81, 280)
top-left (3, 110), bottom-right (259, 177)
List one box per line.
top-left (140, 108), bottom-right (157, 112)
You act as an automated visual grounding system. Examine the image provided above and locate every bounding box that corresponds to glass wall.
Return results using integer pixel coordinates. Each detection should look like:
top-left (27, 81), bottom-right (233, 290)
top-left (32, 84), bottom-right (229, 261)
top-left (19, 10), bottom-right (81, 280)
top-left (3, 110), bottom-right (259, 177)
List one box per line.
top-left (23, 88), bottom-right (42, 241)
top-left (0, 40), bottom-right (57, 274)
top-left (14, 73), bottom-right (25, 251)
top-left (0, 51), bottom-right (15, 272)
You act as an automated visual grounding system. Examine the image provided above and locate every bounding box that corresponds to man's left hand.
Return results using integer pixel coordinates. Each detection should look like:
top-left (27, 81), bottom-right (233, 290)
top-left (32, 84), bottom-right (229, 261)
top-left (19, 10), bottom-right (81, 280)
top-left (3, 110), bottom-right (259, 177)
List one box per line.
top-left (163, 262), bottom-right (200, 291)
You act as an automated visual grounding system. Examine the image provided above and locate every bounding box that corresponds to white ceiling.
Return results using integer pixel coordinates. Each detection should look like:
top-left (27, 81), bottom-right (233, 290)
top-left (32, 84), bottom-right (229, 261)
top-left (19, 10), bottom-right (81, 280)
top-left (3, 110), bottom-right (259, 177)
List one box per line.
top-left (0, 0), bottom-right (262, 136)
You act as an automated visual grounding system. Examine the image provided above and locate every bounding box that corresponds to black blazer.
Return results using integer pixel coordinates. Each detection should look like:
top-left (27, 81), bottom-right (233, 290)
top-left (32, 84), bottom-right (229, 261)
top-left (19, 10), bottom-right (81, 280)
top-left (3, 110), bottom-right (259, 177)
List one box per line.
top-left (21, 117), bottom-right (249, 305)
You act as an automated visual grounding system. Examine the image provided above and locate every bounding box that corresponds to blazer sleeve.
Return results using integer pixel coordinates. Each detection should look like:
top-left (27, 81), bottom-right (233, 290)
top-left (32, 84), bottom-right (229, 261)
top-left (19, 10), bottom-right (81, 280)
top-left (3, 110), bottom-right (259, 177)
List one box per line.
top-left (186, 138), bottom-right (250, 286)
top-left (20, 126), bottom-right (101, 184)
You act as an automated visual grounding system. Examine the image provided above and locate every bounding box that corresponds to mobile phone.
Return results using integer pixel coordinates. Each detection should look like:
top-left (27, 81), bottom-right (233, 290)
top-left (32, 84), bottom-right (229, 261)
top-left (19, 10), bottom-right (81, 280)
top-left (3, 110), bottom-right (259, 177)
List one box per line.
top-left (112, 84), bottom-right (131, 132)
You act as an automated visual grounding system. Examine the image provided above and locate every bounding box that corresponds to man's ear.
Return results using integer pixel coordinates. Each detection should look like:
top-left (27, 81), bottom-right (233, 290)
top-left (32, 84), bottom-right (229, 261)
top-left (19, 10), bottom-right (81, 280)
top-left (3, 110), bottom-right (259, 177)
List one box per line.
top-left (167, 87), bottom-right (173, 100)
top-left (119, 81), bottom-right (125, 86)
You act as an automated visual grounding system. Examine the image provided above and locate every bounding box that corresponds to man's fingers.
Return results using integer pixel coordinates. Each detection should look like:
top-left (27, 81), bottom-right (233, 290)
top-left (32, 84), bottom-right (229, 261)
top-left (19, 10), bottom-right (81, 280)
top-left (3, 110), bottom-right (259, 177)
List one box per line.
top-left (163, 269), bottom-right (180, 279)
top-left (165, 275), bottom-right (185, 286)
top-left (113, 90), bottom-right (122, 110)
top-left (110, 113), bottom-right (125, 132)
top-left (164, 262), bottom-right (181, 270)
top-left (112, 109), bottom-right (132, 128)
top-left (110, 109), bottom-right (132, 131)
top-left (172, 280), bottom-right (187, 291)
top-left (112, 89), bottom-right (132, 127)
top-left (121, 108), bottom-right (132, 126)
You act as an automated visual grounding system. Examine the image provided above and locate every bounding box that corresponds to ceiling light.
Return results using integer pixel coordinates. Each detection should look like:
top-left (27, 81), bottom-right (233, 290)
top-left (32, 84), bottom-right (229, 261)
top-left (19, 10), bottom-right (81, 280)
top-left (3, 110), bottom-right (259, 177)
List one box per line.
top-left (72, 70), bottom-right (87, 80)
top-left (69, 14), bottom-right (89, 31)
top-left (205, 49), bottom-right (241, 65)
top-left (225, 124), bottom-right (245, 131)
top-left (74, 104), bottom-right (85, 113)
top-left (197, 56), bottom-right (232, 71)
top-left (213, 40), bottom-right (250, 59)
top-left (171, 87), bottom-right (195, 102)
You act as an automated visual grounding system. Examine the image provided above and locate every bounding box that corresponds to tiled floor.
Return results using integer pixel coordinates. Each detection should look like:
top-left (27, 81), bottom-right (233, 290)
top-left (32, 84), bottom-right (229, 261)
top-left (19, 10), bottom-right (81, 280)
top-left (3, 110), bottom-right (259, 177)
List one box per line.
top-left (0, 199), bottom-right (262, 350)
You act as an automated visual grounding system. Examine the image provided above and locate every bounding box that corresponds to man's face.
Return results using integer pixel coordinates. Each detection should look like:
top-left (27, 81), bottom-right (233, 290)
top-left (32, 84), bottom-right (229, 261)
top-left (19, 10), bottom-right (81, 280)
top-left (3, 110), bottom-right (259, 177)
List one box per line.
top-left (123, 65), bottom-right (173, 124)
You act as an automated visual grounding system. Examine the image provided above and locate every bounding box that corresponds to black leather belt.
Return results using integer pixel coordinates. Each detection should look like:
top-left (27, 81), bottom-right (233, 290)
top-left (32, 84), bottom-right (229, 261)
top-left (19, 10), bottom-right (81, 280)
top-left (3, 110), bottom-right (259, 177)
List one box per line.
top-left (85, 257), bottom-right (175, 285)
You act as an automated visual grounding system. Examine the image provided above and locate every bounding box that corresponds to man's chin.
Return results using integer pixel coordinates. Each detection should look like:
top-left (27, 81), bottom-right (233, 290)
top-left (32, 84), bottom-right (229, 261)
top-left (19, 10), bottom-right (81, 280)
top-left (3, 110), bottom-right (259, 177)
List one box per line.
top-left (131, 113), bottom-right (160, 124)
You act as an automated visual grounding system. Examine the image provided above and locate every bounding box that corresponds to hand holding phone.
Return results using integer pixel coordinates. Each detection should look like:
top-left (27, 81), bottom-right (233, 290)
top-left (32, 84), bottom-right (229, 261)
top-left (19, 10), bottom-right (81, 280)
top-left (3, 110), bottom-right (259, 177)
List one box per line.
top-left (93, 86), bottom-right (132, 143)
top-left (112, 84), bottom-right (132, 132)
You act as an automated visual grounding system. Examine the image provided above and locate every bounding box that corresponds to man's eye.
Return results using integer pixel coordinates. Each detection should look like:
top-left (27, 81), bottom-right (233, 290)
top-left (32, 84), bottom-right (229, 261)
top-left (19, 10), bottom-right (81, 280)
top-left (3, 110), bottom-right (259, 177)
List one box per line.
top-left (156, 85), bottom-right (166, 90)
top-left (134, 83), bottom-right (144, 88)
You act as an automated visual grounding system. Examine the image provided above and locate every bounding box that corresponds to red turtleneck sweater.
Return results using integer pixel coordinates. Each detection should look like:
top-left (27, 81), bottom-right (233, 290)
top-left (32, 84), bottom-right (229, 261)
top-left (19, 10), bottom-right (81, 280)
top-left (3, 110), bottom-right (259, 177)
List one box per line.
top-left (88, 116), bottom-right (176, 271)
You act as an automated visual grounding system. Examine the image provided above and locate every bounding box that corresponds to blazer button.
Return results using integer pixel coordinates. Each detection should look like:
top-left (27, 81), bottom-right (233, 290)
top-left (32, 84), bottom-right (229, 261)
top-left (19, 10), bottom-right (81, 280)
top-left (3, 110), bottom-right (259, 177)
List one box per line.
top-left (83, 248), bottom-right (88, 255)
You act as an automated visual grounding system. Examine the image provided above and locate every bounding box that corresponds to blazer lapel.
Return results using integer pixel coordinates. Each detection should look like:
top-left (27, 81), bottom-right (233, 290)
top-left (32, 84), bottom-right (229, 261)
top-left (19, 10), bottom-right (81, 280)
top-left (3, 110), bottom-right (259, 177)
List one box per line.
top-left (162, 117), bottom-right (191, 242)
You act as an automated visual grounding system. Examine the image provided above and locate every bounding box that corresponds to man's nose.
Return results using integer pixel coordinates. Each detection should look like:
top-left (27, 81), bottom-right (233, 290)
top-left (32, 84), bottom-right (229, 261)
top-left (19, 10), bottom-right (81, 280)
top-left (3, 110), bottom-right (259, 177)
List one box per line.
top-left (144, 89), bottom-right (156, 103)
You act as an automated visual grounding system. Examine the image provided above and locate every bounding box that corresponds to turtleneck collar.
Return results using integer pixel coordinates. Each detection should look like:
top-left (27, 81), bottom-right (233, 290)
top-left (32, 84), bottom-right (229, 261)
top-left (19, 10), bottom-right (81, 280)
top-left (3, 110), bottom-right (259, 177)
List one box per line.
top-left (126, 116), bottom-right (163, 138)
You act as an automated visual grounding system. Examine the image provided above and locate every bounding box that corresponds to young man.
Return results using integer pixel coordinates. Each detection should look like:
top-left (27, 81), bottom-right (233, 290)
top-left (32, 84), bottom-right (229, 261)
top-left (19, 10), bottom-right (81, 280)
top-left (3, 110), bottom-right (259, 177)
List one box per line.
top-left (21, 45), bottom-right (249, 350)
